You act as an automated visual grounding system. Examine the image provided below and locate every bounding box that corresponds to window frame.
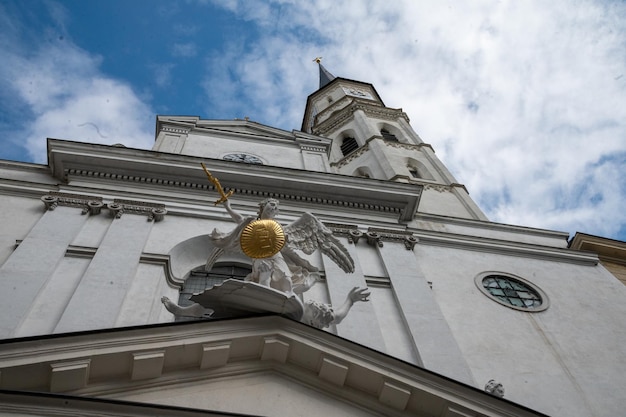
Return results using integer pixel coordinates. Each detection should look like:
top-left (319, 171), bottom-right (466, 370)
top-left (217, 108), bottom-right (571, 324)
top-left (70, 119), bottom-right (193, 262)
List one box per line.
top-left (474, 272), bottom-right (549, 312)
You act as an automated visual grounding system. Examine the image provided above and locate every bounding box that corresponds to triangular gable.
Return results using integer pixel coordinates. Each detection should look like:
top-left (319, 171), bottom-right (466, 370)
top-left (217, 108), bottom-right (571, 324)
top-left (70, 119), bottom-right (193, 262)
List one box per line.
top-left (157, 115), bottom-right (309, 145)
top-left (0, 316), bottom-right (546, 417)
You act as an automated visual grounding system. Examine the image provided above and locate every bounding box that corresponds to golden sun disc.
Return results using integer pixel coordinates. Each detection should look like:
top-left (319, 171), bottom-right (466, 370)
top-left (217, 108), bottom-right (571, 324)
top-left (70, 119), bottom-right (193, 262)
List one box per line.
top-left (240, 219), bottom-right (285, 259)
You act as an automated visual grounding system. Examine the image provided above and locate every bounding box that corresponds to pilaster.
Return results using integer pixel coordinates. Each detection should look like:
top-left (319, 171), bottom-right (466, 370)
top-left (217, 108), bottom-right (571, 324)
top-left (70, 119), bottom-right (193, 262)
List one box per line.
top-left (377, 240), bottom-right (476, 386)
top-left (54, 201), bottom-right (164, 333)
top-left (321, 234), bottom-right (386, 352)
top-left (0, 205), bottom-right (89, 338)
top-left (300, 144), bottom-right (331, 172)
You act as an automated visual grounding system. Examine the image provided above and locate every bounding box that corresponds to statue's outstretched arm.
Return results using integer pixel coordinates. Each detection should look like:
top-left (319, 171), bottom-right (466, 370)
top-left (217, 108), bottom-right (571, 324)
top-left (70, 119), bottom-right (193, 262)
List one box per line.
top-left (333, 287), bottom-right (370, 325)
top-left (223, 199), bottom-right (245, 224)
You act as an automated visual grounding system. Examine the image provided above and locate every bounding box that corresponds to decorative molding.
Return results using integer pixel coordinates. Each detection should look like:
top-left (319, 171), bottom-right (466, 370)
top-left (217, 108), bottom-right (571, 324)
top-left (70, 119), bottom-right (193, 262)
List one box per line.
top-left (0, 317), bottom-right (543, 417)
top-left (325, 223), bottom-right (418, 250)
top-left (330, 138), bottom-right (435, 169)
top-left (39, 195), bottom-right (167, 222)
top-left (40, 192), bottom-right (104, 215)
top-left (325, 223), bottom-right (361, 244)
top-left (131, 351), bottom-right (165, 380)
top-left (368, 227), bottom-right (419, 250)
top-left (484, 379), bottom-right (505, 398)
top-left (65, 168), bottom-right (214, 190)
top-left (366, 231), bottom-right (383, 247)
top-left (424, 184), bottom-right (451, 193)
top-left (300, 144), bottom-right (327, 153)
top-left (160, 125), bottom-right (190, 135)
top-left (108, 199), bottom-right (167, 222)
top-left (330, 143), bottom-right (370, 168)
top-left (50, 359), bottom-right (91, 392)
top-left (313, 102), bottom-right (409, 136)
top-left (64, 168), bottom-right (406, 216)
top-left (384, 141), bottom-right (435, 152)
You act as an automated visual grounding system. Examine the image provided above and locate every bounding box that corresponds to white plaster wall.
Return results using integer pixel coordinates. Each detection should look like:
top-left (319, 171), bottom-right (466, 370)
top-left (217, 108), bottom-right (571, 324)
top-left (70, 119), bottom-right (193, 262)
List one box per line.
top-left (411, 217), bottom-right (570, 248)
top-left (143, 215), bottom-right (218, 255)
top-left (116, 262), bottom-right (176, 327)
top-left (181, 133), bottom-right (305, 169)
top-left (369, 286), bottom-right (418, 364)
top-left (416, 243), bottom-right (626, 417)
top-left (417, 187), bottom-right (481, 220)
top-left (377, 143), bottom-right (444, 182)
top-left (0, 196), bottom-right (42, 267)
top-left (115, 372), bottom-right (381, 417)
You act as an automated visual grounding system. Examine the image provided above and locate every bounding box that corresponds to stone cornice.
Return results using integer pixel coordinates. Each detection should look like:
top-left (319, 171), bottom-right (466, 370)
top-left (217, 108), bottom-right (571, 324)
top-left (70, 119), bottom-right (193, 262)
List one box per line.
top-left (299, 144), bottom-right (327, 153)
top-left (159, 125), bottom-right (190, 135)
top-left (384, 141), bottom-right (435, 152)
top-left (331, 138), bottom-right (435, 169)
top-left (49, 139), bottom-right (421, 222)
top-left (0, 317), bottom-right (546, 417)
top-left (313, 102), bottom-right (409, 136)
top-left (414, 229), bottom-right (598, 266)
top-left (64, 167), bottom-right (405, 216)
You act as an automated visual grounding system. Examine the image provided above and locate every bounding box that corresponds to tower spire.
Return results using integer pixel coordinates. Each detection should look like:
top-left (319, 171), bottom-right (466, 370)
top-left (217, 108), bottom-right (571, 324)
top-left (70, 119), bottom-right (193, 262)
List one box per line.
top-left (313, 57), bottom-right (335, 89)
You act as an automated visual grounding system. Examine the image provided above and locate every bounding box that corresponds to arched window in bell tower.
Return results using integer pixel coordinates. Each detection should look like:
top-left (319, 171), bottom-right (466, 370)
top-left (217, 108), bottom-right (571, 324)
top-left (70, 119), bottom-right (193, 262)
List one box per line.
top-left (380, 129), bottom-right (398, 142)
top-left (340, 136), bottom-right (359, 156)
top-left (407, 158), bottom-right (435, 181)
top-left (352, 166), bottom-right (373, 178)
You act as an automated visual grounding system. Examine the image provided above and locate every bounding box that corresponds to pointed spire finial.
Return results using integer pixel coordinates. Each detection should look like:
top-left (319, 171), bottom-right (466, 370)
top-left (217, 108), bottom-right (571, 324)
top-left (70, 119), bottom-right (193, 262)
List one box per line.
top-left (313, 56), bottom-right (335, 89)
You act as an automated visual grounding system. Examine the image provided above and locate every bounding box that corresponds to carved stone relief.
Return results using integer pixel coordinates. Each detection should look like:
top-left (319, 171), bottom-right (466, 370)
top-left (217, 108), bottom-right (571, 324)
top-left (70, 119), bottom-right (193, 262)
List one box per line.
top-left (424, 184), bottom-right (451, 193)
top-left (108, 199), bottom-right (167, 222)
top-left (159, 126), bottom-right (190, 135)
top-left (41, 192), bottom-right (104, 216)
top-left (314, 102), bottom-right (408, 136)
top-left (325, 223), bottom-right (418, 250)
top-left (484, 379), bottom-right (505, 398)
top-left (40, 193), bottom-right (167, 221)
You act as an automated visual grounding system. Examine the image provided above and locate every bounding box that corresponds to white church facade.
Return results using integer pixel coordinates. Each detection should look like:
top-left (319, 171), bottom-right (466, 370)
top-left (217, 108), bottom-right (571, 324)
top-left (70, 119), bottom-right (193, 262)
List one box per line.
top-left (0, 64), bottom-right (624, 416)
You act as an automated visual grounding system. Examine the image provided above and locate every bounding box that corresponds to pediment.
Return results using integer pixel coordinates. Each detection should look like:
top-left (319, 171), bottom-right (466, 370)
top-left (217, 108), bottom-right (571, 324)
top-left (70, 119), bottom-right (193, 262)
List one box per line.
top-left (0, 316), bottom-right (543, 417)
top-left (157, 115), bottom-right (314, 145)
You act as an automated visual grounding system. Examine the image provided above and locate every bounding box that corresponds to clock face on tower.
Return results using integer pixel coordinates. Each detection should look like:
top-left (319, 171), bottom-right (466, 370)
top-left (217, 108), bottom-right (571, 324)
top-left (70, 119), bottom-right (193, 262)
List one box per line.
top-left (223, 153), bottom-right (263, 164)
top-left (342, 86), bottom-right (373, 100)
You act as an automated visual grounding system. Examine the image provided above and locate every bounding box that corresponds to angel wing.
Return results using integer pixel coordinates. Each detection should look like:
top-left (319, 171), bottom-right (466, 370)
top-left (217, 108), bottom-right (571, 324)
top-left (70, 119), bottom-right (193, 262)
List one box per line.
top-left (283, 212), bottom-right (355, 273)
top-left (205, 218), bottom-right (254, 271)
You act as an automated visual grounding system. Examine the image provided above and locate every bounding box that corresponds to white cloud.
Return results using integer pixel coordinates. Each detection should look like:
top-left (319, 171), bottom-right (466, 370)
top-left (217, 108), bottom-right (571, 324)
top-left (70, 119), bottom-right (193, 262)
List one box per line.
top-left (205, 0), bottom-right (626, 239)
top-left (0, 3), bottom-right (154, 163)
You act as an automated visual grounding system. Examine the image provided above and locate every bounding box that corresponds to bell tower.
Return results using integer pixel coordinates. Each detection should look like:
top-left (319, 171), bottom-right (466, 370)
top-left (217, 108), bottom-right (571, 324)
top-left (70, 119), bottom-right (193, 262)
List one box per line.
top-left (302, 60), bottom-right (487, 220)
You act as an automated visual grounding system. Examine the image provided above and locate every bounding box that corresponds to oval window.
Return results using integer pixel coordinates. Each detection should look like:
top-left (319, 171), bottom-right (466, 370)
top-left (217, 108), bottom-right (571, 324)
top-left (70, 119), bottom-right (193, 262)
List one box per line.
top-left (475, 273), bottom-right (548, 312)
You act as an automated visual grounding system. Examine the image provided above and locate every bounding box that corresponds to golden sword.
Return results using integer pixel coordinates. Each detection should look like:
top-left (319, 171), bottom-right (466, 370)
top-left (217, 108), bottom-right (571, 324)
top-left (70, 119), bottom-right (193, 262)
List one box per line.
top-left (201, 163), bottom-right (234, 205)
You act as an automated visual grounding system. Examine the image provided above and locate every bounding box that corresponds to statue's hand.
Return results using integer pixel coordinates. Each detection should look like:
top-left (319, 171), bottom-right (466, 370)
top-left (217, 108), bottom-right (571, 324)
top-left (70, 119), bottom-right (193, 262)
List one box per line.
top-left (348, 287), bottom-right (370, 303)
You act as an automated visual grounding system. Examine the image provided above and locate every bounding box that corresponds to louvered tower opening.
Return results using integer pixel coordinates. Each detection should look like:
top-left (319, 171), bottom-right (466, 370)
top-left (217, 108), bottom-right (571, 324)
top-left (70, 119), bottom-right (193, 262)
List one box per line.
top-left (340, 137), bottom-right (359, 156)
top-left (381, 129), bottom-right (398, 141)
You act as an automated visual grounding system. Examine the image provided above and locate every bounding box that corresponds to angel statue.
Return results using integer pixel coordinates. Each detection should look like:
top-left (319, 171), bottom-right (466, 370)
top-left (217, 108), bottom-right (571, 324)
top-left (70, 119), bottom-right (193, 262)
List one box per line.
top-left (201, 164), bottom-right (355, 295)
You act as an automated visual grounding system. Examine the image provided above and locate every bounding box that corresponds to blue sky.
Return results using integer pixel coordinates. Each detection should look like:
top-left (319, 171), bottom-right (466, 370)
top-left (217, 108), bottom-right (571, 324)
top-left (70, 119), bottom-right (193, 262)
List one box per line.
top-left (1, 0), bottom-right (626, 241)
